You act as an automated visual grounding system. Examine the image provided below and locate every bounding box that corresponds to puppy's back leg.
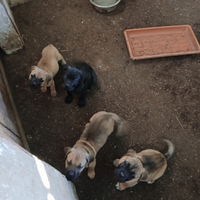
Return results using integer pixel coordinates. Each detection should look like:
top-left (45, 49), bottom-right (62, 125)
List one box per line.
top-left (116, 181), bottom-right (138, 191)
top-left (147, 181), bottom-right (154, 184)
top-left (61, 56), bottom-right (66, 65)
top-left (150, 164), bottom-right (167, 183)
top-left (57, 53), bottom-right (66, 65)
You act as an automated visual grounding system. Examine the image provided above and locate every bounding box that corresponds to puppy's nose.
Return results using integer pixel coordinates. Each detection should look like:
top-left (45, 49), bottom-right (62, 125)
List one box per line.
top-left (120, 172), bottom-right (125, 178)
top-left (69, 171), bottom-right (74, 177)
top-left (65, 171), bottom-right (76, 181)
top-left (66, 84), bottom-right (70, 88)
top-left (30, 81), bottom-right (37, 87)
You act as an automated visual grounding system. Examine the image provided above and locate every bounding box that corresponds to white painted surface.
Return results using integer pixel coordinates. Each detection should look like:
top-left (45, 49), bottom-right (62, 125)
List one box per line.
top-left (0, 0), bottom-right (24, 54)
top-left (0, 133), bottom-right (79, 200)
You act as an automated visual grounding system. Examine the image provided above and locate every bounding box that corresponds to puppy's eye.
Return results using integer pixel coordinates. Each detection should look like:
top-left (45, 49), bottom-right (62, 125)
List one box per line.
top-left (130, 164), bottom-right (137, 170)
top-left (124, 161), bottom-right (130, 167)
top-left (67, 160), bottom-right (72, 165)
top-left (78, 164), bottom-right (84, 169)
top-left (131, 172), bottom-right (135, 177)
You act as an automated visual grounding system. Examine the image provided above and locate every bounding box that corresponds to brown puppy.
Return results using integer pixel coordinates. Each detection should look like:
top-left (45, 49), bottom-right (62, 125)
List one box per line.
top-left (29, 44), bottom-right (66, 96)
top-left (64, 111), bottom-right (130, 182)
top-left (114, 139), bottom-right (174, 190)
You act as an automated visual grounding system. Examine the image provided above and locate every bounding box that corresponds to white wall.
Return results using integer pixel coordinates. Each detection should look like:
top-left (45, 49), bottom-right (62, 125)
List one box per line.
top-left (0, 70), bottom-right (22, 145)
top-left (0, 0), bottom-right (24, 54)
top-left (0, 132), bottom-right (79, 200)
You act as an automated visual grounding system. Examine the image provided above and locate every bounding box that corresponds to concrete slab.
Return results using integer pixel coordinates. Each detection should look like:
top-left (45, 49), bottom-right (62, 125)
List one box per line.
top-left (0, 0), bottom-right (24, 54)
top-left (0, 133), bottom-right (79, 200)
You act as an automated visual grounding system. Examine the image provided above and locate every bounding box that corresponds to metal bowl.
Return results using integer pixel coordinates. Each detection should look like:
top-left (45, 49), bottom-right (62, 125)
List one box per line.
top-left (89, 0), bottom-right (121, 13)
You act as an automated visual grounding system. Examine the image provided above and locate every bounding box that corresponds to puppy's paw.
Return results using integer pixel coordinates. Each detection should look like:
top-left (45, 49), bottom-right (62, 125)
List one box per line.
top-left (116, 183), bottom-right (126, 191)
top-left (148, 180), bottom-right (154, 184)
top-left (78, 99), bottom-right (86, 107)
top-left (62, 60), bottom-right (66, 65)
top-left (88, 170), bottom-right (95, 179)
top-left (115, 182), bottom-right (121, 190)
top-left (51, 90), bottom-right (57, 97)
top-left (41, 87), bottom-right (47, 93)
top-left (65, 95), bottom-right (73, 104)
top-left (113, 159), bottom-right (119, 167)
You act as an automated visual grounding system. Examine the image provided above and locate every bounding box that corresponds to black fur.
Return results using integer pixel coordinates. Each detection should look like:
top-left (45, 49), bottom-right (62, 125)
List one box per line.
top-left (141, 155), bottom-right (165, 174)
top-left (114, 161), bottom-right (136, 183)
top-left (29, 74), bottom-right (43, 89)
top-left (62, 63), bottom-right (97, 107)
top-left (65, 163), bottom-right (82, 182)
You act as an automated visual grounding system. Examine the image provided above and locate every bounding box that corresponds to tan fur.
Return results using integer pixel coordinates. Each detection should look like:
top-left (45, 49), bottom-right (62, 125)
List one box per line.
top-left (29, 44), bottom-right (66, 96)
top-left (64, 111), bottom-right (130, 180)
top-left (114, 148), bottom-right (169, 190)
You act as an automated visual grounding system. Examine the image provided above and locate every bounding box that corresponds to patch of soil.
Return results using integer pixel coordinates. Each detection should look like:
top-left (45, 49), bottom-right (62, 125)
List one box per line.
top-left (3, 0), bottom-right (200, 199)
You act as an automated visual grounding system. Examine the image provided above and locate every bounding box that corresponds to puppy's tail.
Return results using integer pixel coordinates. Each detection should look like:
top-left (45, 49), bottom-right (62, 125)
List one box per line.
top-left (110, 113), bottom-right (131, 137)
top-left (163, 139), bottom-right (175, 160)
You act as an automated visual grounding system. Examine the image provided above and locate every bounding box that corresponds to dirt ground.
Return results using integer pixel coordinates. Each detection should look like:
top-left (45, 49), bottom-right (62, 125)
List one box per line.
top-left (2, 0), bottom-right (200, 199)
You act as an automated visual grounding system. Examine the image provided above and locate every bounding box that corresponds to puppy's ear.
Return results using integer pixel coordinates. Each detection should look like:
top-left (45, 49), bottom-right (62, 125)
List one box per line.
top-left (31, 66), bottom-right (36, 71)
top-left (64, 147), bottom-right (72, 160)
top-left (131, 171), bottom-right (136, 178)
top-left (126, 149), bottom-right (137, 157)
top-left (46, 74), bottom-right (52, 84)
top-left (64, 147), bottom-right (72, 154)
top-left (86, 154), bottom-right (94, 165)
top-left (31, 74), bottom-right (36, 78)
top-left (62, 65), bottom-right (70, 72)
top-left (39, 78), bottom-right (44, 83)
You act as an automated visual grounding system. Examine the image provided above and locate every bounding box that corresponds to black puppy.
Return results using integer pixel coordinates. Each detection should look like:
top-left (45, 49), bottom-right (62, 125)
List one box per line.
top-left (62, 63), bottom-right (97, 107)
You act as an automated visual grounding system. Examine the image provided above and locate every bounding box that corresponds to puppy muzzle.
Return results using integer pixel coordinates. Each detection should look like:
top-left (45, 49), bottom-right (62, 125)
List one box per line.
top-left (63, 84), bottom-right (69, 91)
top-left (114, 168), bottom-right (127, 183)
top-left (29, 81), bottom-right (41, 89)
top-left (29, 76), bottom-right (43, 89)
top-left (114, 161), bottom-right (136, 183)
top-left (65, 169), bottom-right (80, 182)
top-left (62, 82), bottom-right (73, 92)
